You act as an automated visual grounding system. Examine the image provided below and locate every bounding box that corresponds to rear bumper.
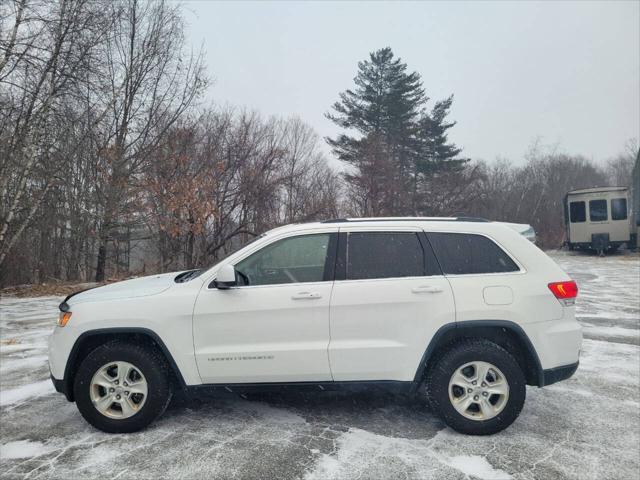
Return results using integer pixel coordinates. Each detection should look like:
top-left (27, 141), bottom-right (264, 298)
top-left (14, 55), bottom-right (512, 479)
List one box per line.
top-left (542, 361), bottom-right (579, 386)
top-left (522, 316), bottom-right (582, 371)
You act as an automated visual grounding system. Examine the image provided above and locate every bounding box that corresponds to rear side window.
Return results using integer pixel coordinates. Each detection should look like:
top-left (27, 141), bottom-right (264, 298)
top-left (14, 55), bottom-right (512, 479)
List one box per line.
top-left (569, 201), bottom-right (586, 223)
top-left (427, 233), bottom-right (519, 275)
top-left (611, 198), bottom-right (627, 220)
top-left (589, 199), bottom-right (608, 222)
top-left (346, 232), bottom-right (424, 280)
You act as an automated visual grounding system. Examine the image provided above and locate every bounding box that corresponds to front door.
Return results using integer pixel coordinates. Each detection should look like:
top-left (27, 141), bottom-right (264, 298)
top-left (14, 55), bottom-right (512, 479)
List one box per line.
top-left (193, 232), bottom-right (337, 384)
top-left (328, 228), bottom-right (456, 381)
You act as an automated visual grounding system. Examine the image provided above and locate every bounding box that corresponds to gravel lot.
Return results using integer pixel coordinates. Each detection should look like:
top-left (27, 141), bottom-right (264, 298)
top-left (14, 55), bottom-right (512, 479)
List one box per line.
top-left (1, 251), bottom-right (639, 480)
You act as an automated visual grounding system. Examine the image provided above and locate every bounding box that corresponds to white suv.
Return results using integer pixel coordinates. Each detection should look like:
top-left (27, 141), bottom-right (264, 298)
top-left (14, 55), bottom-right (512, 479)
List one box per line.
top-left (48, 217), bottom-right (581, 435)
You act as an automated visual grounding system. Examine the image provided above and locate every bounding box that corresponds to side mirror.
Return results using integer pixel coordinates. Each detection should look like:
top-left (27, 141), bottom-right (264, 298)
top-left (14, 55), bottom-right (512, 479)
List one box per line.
top-left (213, 264), bottom-right (237, 289)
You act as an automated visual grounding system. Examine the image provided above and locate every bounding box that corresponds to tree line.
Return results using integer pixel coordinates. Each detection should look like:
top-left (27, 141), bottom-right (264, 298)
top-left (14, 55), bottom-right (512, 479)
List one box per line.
top-left (0, 1), bottom-right (636, 287)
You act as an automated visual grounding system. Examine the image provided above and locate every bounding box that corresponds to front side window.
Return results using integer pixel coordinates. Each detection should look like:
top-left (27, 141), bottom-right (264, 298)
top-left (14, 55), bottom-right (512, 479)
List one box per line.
top-left (611, 198), bottom-right (627, 220)
top-left (427, 233), bottom-right (519, 275)
top-left (569, 201), bottom-right (586, 223)
top-left (234, 234), bottom-right (331, 286)
top-left (346, 232), bottom-right (425, 280)
top-left (589, 199), bottom-right (608, 222)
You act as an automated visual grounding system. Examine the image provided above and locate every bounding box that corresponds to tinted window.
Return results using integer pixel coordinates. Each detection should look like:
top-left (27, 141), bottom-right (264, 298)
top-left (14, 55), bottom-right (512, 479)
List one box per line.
top-left (234, 234), bottom-right (331, 286)
top-left (589, 199), bottom-right (608, 222)
top-left (569, 201), bottom-right (586, 223)
top-left (347, 232), bottom-right (424, 280)
top-left (427, 233), bottom-right (519, 275)
top-left (611, 198), bottom-right (627, 220)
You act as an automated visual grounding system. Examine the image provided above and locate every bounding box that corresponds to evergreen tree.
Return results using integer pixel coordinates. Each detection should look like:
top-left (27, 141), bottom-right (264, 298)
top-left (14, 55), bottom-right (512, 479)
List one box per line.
top-left (416, 96), bottom-right (466, 174)
top-left (326, 47), bottom-right (467, 215)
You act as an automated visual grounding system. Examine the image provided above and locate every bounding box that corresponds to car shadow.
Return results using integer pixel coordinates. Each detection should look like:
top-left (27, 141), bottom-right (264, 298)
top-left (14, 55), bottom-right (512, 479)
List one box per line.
top-left (165, 386), bottom-right (445, 440)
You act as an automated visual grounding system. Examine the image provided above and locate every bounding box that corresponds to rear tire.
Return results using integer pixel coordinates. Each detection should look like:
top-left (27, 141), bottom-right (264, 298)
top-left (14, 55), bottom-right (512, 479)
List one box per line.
top-left (424, 339), bottom-right (526, 435)
top-left (74, 341), bottom-right (172, 433)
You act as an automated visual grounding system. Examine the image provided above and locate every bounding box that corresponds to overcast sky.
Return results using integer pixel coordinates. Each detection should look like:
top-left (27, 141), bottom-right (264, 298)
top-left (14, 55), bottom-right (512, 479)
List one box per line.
top-left (183, 0), bottom-right (639, 165)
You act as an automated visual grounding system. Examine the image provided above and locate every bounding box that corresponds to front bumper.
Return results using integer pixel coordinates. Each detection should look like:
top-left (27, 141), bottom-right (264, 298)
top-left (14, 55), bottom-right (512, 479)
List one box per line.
top-left (50, 373), bottom-right (65, 394)
top-left (541, 361), bottom-right (579, 387)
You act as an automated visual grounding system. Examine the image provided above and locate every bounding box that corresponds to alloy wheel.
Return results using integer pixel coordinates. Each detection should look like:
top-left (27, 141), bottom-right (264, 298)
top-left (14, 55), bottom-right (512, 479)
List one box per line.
top-left (448, 360), bottom-right (509, 421)
top-left (89, 361), bottom-right (148, 419)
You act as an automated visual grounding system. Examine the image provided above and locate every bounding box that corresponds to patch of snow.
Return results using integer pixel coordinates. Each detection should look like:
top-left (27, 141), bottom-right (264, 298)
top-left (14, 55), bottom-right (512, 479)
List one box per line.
top-left (444, 455), bottom-right (512, 480)
top-left (304, 427), bottom-right (513, 480)
top-left (0, 379), bottom-right (54, 407)
top-left (582, 325), bottom-right (639, 339)
top-left (0, 343), bottom-right (47, 354)
top-left (545, 384), bottom-right (594, 397)
top-left (245, 402), bottom-right (307, 424)
top-left (0, 439), bottom-right (56, 459)
top-left (76, 443), bottom-right (125, 469)
top-left (1, 355), bottom-right (48, 374)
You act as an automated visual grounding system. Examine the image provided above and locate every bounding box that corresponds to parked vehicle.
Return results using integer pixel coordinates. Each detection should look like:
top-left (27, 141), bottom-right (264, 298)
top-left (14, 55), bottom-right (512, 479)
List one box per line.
top-left (498, 222), bottom-right (536, 243)
top-left (452, 215), bottom-right (537, 243)
top-left (49, 217), bottom-right (581, 435)
top-left (564, 187), bottom-right (632, 253)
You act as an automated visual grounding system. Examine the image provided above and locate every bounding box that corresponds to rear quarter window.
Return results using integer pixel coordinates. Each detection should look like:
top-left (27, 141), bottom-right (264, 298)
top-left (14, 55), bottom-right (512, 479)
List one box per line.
top-left (427, 233), bottom-right (520, 275)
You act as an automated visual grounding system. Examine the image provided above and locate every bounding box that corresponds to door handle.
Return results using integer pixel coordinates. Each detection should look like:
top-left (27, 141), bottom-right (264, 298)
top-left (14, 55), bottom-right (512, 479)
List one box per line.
top-left (412, 285), bottom-right (443, 294)
top-left (291, 292), bottom-right (322, 300)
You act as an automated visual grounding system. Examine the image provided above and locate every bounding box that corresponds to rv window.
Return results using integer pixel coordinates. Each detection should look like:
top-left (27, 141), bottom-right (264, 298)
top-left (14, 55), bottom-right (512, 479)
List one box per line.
top-left (569, 201), bottom-right (586, 223)
top-left (589, 199), bottom-right (608, 222)
top-left (611, 198), bottom-right (627, 221)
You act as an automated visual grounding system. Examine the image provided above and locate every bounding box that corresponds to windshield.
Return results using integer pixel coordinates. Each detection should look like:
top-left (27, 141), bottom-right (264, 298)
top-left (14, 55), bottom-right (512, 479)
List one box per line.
top-left (174, 233), bottom-right (268, 283)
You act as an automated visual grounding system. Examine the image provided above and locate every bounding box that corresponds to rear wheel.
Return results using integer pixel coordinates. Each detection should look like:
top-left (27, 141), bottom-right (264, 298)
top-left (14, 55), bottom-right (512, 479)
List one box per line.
top-left (424, 339), bottom-right (525, 435)
top-left (74, 342), bottom-right (172, 433)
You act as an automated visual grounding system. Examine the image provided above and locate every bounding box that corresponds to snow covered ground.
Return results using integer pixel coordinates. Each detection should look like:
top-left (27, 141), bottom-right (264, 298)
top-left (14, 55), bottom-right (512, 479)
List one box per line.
top-left (1, 251), bottom-right (638, 480)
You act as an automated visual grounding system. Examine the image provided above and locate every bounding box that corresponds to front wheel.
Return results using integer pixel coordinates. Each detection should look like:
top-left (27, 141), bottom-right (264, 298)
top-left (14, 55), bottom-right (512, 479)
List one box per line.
top-left (73, 341), bottom-right (172, 433)
top-left (424, 339), bottom-right (526, 435)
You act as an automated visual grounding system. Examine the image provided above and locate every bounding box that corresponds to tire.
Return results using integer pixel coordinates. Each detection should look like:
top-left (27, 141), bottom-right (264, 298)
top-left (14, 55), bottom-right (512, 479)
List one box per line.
top-left (73, 341), bottom-right (173, 433)
top-left (424, 338), bottom-right (526, 435)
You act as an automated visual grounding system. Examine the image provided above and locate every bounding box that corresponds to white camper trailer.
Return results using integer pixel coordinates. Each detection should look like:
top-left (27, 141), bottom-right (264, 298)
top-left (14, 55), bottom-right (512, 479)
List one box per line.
top-left (564, 186), bottom-right (631, 253)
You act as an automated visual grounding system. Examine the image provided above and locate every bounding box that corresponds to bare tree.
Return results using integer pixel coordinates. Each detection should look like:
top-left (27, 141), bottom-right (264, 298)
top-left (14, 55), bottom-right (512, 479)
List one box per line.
top-left (91, 0), bottom-right (206, 280)
top-left (608, 138), bottom-right (638, 187)
top-left (0, 0), bottom-right (113, 267)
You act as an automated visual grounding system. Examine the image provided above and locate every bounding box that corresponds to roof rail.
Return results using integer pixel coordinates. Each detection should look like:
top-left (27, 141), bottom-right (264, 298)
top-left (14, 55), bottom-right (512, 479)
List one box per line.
top-left (454, 216), bottom-right (490, 223)
top-left (321, 217), bottom-right (490, 224)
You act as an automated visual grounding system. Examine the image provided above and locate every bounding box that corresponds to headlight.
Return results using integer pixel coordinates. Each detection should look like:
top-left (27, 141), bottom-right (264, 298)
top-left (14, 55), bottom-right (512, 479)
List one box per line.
top-left (58, 311), bottom-right (72, 327)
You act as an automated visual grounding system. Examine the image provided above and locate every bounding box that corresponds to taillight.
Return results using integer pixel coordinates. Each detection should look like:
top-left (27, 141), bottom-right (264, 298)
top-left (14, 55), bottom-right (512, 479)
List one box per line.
top-left (548, 281), bottom-right (578, 306)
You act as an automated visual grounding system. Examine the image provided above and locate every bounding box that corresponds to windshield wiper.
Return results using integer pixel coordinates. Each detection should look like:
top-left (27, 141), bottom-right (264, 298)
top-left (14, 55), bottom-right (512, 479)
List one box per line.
top-left (174, 269), bottom-right (203, 283)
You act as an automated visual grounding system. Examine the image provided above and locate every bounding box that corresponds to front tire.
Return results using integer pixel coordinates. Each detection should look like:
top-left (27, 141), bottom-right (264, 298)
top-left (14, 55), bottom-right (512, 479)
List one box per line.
top-left (424, 339), bottom-right (526, 435)
top-left (74, 341), bottom-right (172, 433)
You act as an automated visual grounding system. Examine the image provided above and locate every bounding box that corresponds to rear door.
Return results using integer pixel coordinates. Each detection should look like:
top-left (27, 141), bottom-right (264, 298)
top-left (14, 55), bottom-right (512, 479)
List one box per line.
top-left (425, 231), bottom-right (540, 324)
top-left (328, 227), bottom-right (456, 381)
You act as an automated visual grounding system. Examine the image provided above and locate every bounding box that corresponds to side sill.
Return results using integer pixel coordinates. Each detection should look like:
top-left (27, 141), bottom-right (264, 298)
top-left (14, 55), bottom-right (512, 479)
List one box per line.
top-left (184, 380), bottom-right (415, 394)
top-left (540, 361), bottom-right (579, 387)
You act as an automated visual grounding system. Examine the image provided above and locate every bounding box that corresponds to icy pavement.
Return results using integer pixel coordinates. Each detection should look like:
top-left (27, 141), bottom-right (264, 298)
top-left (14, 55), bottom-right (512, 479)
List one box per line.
top-left (1, 252), bottom-right (639, 480)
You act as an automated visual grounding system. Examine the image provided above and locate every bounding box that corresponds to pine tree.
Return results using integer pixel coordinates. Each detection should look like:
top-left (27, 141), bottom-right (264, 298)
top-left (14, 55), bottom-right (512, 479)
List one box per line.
top-left (326, 47), bottom-right (467, 216)
top-left (416, 95), bottom-right (467, 176)
top-left (326, 47), bottom-right (424, 214)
